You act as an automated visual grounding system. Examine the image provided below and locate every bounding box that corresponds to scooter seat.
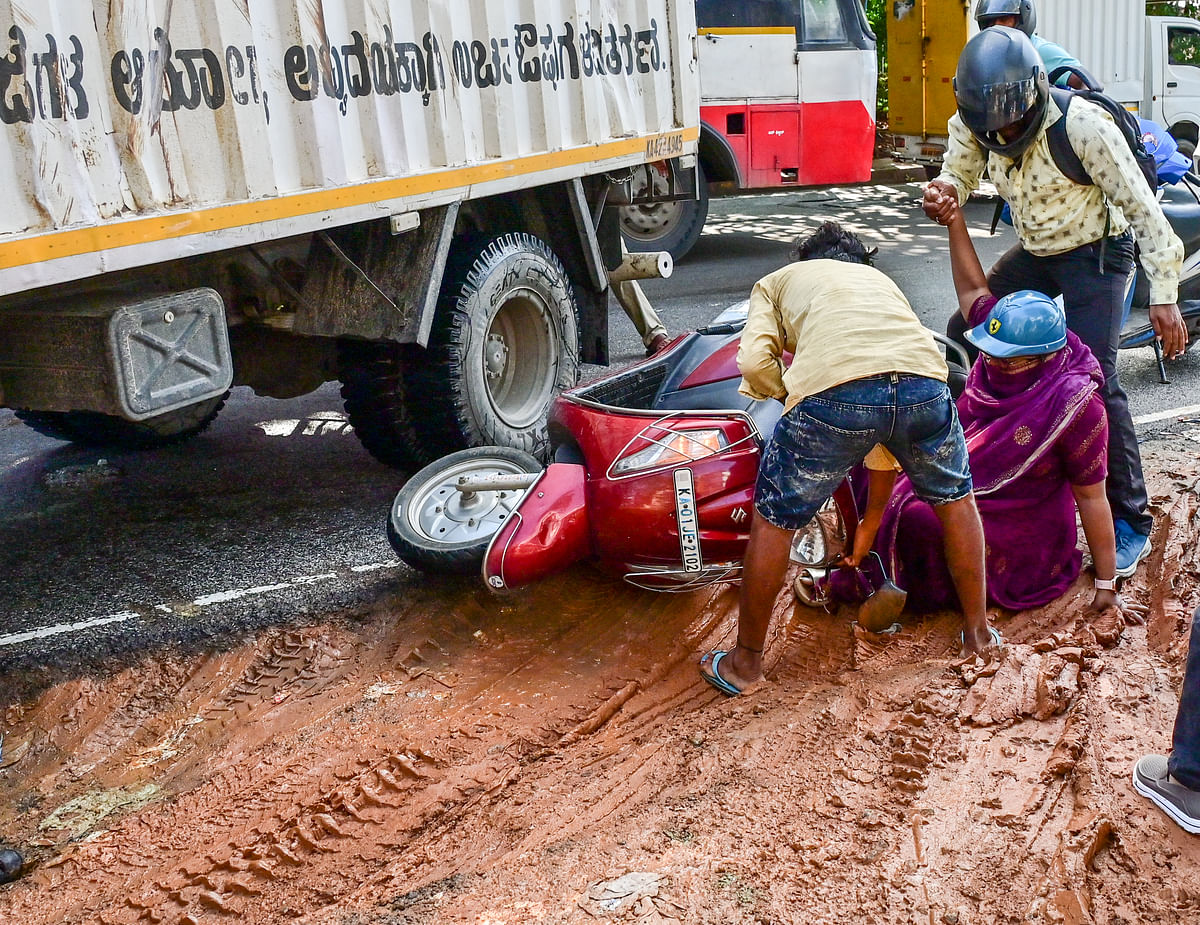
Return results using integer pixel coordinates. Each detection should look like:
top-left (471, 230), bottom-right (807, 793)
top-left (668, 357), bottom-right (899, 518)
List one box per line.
top-left (1160, 183), bottom-right (1200, 254)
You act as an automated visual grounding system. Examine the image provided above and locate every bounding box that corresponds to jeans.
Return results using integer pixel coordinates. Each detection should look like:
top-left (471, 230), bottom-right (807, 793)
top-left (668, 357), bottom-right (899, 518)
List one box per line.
top-left (755, 373), bottom-right (971, 530)
top-left (1170, 606), bottom-right (1200, 789)
top-left (948, 233), bottom-right (1151, 535)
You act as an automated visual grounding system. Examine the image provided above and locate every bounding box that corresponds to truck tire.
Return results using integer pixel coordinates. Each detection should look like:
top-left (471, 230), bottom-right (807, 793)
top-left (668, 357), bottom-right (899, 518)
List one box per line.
top-left (338, 340), bottom-right (435, 470)
top-left (409, 233), bottom-right (581, 462)
top-left (15, 395), bottom-right (226, 449)
top-left (620, 162), bottom-right (709, 262)
top-left (387, 446), bottom-right (542, 575)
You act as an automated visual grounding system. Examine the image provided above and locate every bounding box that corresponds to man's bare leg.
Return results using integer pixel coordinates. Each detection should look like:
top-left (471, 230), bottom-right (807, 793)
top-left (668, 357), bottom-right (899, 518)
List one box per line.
top-left (933, 494), bottom-right (993, 655)
top-left (716, 512), bottom-right (795, 688)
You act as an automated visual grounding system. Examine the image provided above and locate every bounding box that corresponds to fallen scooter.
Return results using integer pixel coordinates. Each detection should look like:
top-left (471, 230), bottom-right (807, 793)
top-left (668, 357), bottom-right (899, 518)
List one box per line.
top-left (386, 303), bottom-right (968, 593)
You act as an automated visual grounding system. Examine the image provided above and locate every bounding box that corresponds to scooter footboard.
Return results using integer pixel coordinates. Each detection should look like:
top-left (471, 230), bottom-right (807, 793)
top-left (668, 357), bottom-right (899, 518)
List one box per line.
top-left (483, 463), bottom-right (591, 590)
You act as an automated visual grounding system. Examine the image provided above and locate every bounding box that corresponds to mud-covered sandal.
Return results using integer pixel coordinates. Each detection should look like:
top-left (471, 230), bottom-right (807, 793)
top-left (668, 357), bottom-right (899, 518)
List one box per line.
top-left (959, 626), bottom-right (1004, 651)
top-left (699, 650), bottom-right (744, 697)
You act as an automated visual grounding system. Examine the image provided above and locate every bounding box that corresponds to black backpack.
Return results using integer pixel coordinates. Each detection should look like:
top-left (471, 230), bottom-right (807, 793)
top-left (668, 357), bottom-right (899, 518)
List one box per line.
top-left (1043, 65), bottom-right (1159, 193)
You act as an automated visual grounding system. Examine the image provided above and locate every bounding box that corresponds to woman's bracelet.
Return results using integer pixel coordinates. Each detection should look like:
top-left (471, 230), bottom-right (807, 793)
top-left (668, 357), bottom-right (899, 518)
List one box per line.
top-left (1094, 577), bottom-right (1116, 592)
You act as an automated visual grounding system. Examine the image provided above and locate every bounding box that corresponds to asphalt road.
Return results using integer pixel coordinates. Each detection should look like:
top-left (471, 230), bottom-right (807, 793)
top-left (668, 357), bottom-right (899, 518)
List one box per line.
top-left (3, 182), bottom-right (1199, 678)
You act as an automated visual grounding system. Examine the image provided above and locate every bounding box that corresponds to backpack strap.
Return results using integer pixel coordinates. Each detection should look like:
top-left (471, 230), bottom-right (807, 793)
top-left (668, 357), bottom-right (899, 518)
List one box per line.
top-left (1043, 88), bottom-right (1112, 271)
top-left (1046, 88), bottom-right (1091, 185)
top-left (1046, 63), bottom-right (1104, 92)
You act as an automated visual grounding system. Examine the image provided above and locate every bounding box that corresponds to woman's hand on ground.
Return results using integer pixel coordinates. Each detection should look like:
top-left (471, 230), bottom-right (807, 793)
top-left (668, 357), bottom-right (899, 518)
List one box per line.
top-left (1086, 590), bottom-right (1146, 625)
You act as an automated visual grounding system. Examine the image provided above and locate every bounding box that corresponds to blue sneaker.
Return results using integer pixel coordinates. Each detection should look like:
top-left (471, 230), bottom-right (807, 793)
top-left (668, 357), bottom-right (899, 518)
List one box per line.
top-left (1114, 519), bottom-right (1151, 578)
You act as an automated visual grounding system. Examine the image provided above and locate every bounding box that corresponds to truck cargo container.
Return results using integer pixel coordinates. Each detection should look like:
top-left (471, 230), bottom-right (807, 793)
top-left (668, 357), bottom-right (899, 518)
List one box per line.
top-left (0, 0), bottom-right (699, 469)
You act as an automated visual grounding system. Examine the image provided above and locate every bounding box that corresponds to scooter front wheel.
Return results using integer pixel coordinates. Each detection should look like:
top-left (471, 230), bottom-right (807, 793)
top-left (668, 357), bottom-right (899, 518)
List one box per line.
top-left (387, 447), bottom-right (543, 575)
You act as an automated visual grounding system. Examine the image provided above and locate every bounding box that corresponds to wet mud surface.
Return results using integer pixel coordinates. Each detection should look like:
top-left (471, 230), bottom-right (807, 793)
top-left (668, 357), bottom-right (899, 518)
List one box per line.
top-left (3, 439), bottom-right (1199, 924)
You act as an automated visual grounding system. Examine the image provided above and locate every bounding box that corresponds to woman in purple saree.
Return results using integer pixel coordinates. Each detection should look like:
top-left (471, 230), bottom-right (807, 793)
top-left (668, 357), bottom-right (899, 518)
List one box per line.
top-left (839, 205), bottom-right (1120, 614)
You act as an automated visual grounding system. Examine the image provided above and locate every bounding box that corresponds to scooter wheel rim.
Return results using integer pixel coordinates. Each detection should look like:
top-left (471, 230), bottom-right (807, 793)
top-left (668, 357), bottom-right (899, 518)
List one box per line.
top-left (402, 458), bottom-right (530, 546)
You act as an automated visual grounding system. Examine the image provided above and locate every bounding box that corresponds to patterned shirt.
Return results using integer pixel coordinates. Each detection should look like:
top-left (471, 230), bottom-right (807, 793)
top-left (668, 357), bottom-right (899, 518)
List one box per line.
top-left (937, 94), bottom-right (1183, 304)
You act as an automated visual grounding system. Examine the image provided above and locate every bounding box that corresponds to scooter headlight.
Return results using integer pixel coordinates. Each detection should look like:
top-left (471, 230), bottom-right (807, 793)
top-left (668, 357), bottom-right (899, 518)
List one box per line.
top-left (611, 428), bottom-right (727, 475)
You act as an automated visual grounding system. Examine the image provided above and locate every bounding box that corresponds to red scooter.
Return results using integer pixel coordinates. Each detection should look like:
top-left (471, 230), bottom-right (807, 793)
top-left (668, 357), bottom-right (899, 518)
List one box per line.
top-left (386, 304), bottom-right (966, 591)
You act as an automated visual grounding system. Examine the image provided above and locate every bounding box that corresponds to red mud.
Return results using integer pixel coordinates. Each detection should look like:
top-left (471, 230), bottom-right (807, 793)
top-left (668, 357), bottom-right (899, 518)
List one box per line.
top-left (2, 442), bottom-right (1199, 924)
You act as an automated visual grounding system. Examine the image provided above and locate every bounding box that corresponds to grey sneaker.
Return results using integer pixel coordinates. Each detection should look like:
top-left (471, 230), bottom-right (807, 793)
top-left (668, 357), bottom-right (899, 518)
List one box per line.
top-left (1132, 754), bottom-right (1200, 834)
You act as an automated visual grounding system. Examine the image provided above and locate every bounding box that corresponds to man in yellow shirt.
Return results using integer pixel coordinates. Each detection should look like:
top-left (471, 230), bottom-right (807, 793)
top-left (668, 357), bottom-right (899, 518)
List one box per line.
top-left (699, 222), bottom-right (995, 697)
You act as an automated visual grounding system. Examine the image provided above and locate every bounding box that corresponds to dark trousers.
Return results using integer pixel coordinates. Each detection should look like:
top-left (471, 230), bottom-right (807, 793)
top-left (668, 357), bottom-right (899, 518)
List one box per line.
top-left (1170, 606), bottom-right (1200, 789)
top-left (946, 234), bottom-right (1151, 534)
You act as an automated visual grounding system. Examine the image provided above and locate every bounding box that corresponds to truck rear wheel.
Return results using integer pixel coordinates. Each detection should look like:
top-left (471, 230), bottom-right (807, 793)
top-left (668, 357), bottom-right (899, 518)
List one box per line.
top-left (15, 395), bottom-right (226, 449)
top-left (338, 340), bottom-right (435, 470)
top-left (620, 162), bottom-right (709, 261)
top-left (408, 233), bottom-right (581, 462)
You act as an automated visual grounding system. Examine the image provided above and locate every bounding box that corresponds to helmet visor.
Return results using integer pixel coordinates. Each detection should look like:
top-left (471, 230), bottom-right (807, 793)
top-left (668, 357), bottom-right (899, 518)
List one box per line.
top-left (957, 74), bottom-right (1041, 134)
top-left (974, 0), bottom-right (1023, 21)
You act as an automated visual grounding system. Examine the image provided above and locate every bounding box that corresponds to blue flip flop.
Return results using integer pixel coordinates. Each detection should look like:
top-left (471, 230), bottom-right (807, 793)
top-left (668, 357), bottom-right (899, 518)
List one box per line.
top-left (699, 650), bottom-right (744, 697)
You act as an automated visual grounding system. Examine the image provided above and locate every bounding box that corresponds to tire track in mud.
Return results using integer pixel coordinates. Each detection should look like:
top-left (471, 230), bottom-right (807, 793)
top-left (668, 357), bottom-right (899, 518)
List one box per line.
top-left (0, 572), bottom-right (730, 924)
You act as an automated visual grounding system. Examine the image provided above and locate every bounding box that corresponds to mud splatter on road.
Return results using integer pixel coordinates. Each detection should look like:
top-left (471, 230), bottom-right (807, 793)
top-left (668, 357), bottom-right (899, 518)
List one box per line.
top-left (2, 442), bottom-right (1199, 924)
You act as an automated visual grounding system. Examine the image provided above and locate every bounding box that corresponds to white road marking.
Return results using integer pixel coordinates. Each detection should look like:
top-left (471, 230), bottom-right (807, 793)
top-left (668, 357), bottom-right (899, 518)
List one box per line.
top-left (192, 582), bottom-right (294, 607)
top-left (0, 612), bottom-right (138, 647)
top-left (351, 559), bottom-right (401, 572)
top-left (255, 411), bottom-right (353, 438)
top-left (0, 561), bottom-right (402, 649)
top-left (1133, 404), bottom-right (1200, 426)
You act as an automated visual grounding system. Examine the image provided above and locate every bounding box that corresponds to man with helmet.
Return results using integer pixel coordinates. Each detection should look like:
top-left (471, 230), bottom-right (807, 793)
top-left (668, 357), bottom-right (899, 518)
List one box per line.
top-left (974, 0), bottom-right (1086, 89)
top-left (923, 26), bottom-right (1187, 579)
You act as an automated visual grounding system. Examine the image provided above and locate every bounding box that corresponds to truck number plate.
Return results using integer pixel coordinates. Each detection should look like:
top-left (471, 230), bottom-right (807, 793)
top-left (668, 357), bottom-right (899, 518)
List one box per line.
top-left (645, 132), bottom-right (684, 159)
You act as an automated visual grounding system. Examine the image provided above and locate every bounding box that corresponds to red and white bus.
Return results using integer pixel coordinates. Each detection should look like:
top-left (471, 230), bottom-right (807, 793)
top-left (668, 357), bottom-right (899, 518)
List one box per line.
top-left (621, 0), bottom-right (878, 259)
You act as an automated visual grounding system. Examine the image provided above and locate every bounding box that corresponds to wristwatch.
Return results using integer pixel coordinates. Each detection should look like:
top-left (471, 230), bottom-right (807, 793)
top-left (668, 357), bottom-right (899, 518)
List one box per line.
top-left (1094, 577), bottom-right (1117, 591)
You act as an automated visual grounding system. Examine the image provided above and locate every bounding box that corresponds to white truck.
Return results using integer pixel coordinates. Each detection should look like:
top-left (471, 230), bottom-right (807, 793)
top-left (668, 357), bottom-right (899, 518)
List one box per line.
top-left (1040, 0), bottom-right (1200, 163)
top-left (888, 0), bottom-right (1200, 169)
top-left (0, 0), bottom-right (699, 470)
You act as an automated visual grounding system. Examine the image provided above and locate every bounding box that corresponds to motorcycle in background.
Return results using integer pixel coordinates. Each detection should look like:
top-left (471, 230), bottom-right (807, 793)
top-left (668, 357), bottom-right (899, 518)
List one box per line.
top-left (1120, 173), bottom-right (1200, 381)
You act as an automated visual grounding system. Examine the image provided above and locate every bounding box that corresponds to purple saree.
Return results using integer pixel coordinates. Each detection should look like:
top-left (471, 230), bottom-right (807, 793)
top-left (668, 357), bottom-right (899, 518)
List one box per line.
top-left (867, 296), bottom-right (1108, 611)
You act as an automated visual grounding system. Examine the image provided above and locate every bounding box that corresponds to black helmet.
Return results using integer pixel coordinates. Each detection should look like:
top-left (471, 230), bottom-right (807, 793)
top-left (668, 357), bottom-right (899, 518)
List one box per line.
top-left (954, 27), bottom-right (1048, 160)
top-left (975, 0), bottom-right (1036, 36)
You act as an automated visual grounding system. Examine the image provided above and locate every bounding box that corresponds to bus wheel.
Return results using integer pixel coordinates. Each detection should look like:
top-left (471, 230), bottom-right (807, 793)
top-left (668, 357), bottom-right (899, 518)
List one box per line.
top-left (620, 162), bottom-right (709, 261)
top-left (408, 233), bottom-right (581, 463)
top-left (15, 395), bottom-right (226, 449)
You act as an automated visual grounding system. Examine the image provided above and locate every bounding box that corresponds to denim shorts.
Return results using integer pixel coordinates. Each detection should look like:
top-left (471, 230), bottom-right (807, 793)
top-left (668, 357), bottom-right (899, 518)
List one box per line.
top-left (755, 374), bottom-right (972, 530)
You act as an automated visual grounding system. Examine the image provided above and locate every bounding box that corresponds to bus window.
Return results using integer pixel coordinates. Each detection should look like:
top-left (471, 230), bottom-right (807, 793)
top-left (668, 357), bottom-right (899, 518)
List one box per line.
top-left (801, 0), bottom-right (848, 44)
top-left (695, 0), bottom-right (800, 31)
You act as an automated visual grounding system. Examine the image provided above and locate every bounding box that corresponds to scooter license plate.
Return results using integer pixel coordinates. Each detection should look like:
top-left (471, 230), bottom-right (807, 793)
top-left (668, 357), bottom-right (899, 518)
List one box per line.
top-left (673, 468), bottom-right (703, 572)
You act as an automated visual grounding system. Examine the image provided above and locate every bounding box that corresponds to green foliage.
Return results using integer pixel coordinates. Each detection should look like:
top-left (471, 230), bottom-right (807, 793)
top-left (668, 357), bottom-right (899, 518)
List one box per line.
top-left (1147, 2), bottom-right (1200, 17)
top-left (866, 0), bottom-right (888, 117)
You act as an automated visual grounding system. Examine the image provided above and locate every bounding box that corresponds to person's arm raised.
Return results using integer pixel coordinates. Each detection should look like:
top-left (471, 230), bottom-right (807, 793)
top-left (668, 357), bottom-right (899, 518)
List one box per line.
top-left (946, 203), bottom-right (991, 322)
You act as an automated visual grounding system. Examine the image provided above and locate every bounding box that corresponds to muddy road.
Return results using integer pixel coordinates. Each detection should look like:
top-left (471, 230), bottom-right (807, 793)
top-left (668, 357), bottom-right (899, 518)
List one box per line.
top-left (4, 186), bottom-right (1200, 923)
top-left (2, 435), bottom-right (1199, 924)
